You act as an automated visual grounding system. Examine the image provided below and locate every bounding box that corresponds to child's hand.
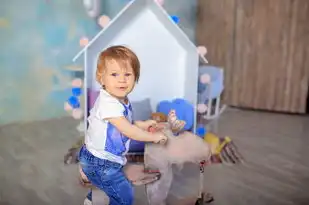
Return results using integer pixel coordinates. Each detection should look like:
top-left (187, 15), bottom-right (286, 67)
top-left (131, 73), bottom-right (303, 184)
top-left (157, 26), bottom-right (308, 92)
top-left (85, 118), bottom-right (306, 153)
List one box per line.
top-left (144, 119), bottom-right (158, 128)
top-left (134, 120), bottom-right (158, 130)
top-left (148, 123), bottom-right (166, 133)
top-left (152, 133), bottom-right (167, 144)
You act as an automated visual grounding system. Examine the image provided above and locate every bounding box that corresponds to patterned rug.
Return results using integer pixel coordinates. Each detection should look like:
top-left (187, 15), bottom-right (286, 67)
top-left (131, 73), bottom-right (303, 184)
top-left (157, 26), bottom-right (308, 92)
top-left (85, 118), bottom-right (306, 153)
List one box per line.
top-left (208, 138), bottom-right (244, 165)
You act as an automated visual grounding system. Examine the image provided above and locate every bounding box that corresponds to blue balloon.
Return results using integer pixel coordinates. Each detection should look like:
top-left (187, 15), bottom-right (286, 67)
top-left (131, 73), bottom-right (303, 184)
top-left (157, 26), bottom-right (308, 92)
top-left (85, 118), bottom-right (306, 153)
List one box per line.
top-left (170, 15), bottom-right (180, 24)
top-left (72, 87), bottom-right (82, 96)
top-left (196, 126), bottom-right (207, 138)
top-left (68, 96), bottom-right (80, 109)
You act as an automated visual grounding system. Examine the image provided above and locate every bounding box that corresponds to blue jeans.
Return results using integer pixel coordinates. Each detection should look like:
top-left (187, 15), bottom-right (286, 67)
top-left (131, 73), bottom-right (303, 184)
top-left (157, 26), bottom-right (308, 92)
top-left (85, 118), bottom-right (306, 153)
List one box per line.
top-left (79, 145), bottom-right (134, 205)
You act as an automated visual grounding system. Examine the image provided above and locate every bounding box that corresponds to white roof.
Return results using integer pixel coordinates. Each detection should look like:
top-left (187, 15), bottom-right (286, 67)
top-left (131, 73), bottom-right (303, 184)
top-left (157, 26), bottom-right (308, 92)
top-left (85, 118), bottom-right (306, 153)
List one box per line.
top-left (72, 0), bottom-right (198, 62)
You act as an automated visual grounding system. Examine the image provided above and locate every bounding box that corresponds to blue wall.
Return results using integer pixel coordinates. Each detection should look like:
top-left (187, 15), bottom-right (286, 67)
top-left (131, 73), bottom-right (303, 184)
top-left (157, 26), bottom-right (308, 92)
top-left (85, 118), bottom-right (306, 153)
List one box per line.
top-left (0, 0), bottom-right (197, 125)
top-left (0, 0), bottom-right (99, 124)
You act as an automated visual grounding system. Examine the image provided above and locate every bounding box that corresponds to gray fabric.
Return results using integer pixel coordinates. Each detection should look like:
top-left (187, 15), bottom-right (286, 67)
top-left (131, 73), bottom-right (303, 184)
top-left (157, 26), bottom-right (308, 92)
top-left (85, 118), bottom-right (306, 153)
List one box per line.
top-left (131, 98), bottom-right (153, 121)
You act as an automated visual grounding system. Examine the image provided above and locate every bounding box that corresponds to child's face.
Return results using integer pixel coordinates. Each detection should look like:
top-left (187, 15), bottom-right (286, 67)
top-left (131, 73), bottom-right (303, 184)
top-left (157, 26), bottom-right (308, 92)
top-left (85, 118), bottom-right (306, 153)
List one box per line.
top-left (102, 60), bottom-right (136, 100)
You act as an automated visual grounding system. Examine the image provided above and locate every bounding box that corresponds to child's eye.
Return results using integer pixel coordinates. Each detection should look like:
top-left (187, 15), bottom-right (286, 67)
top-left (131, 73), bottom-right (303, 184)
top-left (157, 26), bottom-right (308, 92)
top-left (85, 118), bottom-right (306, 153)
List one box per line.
top-left (125, 73), bottom-right (132, 77)
top-left (111, 73), bottom-right (118, 77)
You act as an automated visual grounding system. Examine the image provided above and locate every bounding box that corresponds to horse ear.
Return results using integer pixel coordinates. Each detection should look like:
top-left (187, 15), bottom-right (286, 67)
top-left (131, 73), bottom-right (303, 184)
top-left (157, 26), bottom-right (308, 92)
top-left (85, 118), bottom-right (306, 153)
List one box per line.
top-left (168, 109), bottom-right (175, 116)
top-left (167, 109), bottom-right (186, 134)
top-left (167, 109), bottom-right (176, 125)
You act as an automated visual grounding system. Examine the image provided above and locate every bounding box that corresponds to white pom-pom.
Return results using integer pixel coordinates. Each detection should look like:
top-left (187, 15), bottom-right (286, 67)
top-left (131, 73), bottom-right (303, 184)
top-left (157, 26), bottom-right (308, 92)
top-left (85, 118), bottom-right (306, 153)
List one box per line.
top-left (72, 108), bottom-right (83, 119)
top-left (98, 15), bottom-right (110, 28)
top-left (154, 0), bottom-right (164, 6)
top-left (64, 102), bottom-right (72, 111)
top-left (76, 121), bottom-right (85, 133)
top-left (197, 46), bottom-right (207, 56)
top-left (72, 78), bottom-right (83, 87)
top-left (200, 74), bottom-right (211, 84)
top-left (197, 104), bottom-right (208, 113)
top-left (79, 37), bottom-right (89, 47)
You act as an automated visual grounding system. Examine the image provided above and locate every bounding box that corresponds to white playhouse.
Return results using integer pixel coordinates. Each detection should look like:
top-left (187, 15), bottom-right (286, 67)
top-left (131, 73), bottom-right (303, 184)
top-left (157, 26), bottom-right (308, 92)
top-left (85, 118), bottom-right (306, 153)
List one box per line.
top-left (67, 0), bottom-right (225, 151)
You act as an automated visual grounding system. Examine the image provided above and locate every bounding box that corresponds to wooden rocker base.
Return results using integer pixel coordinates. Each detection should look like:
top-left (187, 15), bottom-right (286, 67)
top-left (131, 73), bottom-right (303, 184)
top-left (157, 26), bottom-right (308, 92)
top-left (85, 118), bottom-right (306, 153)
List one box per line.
top-left (78, 164), bottom-right (161, 188)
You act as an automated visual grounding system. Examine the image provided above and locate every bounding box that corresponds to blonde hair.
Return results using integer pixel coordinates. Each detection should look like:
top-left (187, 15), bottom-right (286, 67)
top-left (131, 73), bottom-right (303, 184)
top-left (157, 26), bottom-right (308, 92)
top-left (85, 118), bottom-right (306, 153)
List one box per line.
top-left (96, 45), bottom-right (140, 85)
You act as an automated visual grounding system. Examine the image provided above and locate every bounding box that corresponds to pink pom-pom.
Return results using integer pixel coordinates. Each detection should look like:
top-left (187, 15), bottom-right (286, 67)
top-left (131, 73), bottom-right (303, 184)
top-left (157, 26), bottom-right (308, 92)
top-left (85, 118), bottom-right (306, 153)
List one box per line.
top-left (72, 108), bottom-right (83, 119)
top-left (71, 78), bottom-right (83, 87)
top-left (200, 74), bottom-right (211, 84)
top-left (98, 15), bottom-right (110, 28)
top-left (154, 0), bottom-right (164, 6)
top-left (197, 46), bottom-right (207, 56)
top-left (197, 104), bottom-right (208, 113)
top-left (79, 37), bottom-right (89, 47)
top-left (64, 102), bottom-right (72, 111)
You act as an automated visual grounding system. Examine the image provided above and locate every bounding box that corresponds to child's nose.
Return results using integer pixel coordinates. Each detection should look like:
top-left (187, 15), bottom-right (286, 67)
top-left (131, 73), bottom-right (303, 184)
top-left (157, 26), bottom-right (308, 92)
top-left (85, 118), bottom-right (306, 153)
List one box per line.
top-left (118, 75), bottom-right (126, 82)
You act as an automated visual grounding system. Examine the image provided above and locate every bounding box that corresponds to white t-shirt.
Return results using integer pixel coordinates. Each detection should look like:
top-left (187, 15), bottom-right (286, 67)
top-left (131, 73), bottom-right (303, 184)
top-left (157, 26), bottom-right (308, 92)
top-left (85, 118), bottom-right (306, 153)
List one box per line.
top-left (85, 89), bottom-right (133, 165)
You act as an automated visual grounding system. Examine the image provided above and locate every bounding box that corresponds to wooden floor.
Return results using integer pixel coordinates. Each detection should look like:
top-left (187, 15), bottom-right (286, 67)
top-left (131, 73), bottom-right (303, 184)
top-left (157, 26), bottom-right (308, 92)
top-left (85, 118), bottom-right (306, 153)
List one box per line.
top-left (0, 108), bottom-right (308, 205)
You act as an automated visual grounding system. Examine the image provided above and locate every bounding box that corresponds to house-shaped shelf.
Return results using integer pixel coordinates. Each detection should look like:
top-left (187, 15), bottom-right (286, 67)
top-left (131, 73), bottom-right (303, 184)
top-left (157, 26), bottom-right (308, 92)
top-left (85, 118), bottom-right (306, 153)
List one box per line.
top-left (73, 0), bottom-right (200, 133)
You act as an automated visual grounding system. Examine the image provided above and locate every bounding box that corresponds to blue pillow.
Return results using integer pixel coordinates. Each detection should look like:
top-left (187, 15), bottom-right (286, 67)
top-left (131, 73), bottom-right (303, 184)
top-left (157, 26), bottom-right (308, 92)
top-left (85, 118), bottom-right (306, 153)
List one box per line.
top-left (156, 98), bottom-right (194, 131)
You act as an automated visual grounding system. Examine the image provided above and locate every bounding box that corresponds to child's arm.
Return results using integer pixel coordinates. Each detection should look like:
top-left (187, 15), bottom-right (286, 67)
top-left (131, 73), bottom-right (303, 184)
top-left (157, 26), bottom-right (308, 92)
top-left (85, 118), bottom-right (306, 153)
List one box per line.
top-left (108, 117), bottom-right (166, 143)
top-left (96, 94), bottom-right (166, 143)
top-left (134, 120), bottom-right (157, 130)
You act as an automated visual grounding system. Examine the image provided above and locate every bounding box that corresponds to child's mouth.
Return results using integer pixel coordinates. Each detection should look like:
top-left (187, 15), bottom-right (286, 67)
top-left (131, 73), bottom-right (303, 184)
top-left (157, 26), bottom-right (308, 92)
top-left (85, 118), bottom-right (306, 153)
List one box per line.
top-left (118, 87), bottom-right (127, 90)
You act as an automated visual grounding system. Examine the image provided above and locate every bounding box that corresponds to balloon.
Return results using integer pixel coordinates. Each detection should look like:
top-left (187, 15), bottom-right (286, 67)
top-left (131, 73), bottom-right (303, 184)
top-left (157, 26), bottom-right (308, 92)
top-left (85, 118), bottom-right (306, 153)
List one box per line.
top-left (196, 126), bottom-right (207, 138)
top-left (200, 73), bottom-right (211, 84)
top-left (72, 87), bottom-right (82, 96)
top-left (68, 96), bottom-right (80, 109)
top-left (98, 15), bottom-right (110, 28)
top-left (197, 46), bottom-right (207, 56)
top-left (197, 103), bottom-right (208, 113)
top-left (79, 37), bottom-right (89, 47)
top-left (72, 108), bottom-right (83, 119)
top-left (72, 78), bottom-right (83, 87)
top-left (154, 0), bottom-right (164, 6)
top-left (170, 15), bottom-right (180, 24)
top-left (64, 102), bottom-right (72, 111)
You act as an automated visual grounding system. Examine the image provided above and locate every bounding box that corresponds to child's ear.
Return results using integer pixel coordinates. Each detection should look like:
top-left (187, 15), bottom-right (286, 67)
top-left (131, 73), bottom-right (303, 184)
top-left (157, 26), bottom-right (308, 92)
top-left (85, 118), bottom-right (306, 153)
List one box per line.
top-left (100, 78), bottom-right (105, 88)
